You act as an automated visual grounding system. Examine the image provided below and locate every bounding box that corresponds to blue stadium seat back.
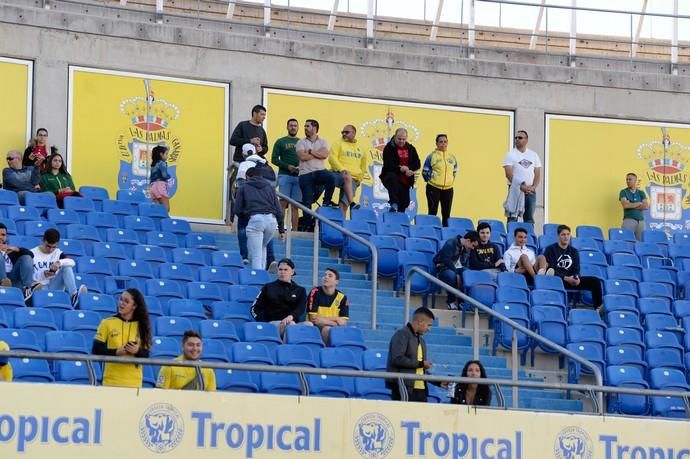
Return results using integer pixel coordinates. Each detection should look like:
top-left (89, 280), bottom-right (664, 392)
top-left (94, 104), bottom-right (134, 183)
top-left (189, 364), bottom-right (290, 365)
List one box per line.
top-left (210, 251), bottom-right (245, 269)
top-left (568, 309), bottom-right (605, 331)
top-left (0, 189), bottom-right (20, 206)
top-left (606, 311), bottom-right (643, 332)
top-left (644, 313), bottom-right (684, 338)
top-left (0, 219), bottom-right (18, 236)
top-left (86, 212), bottom-right (119, 240)
top-left (376, 222), bottom-right (407, 246)
top-left (55, 360), bottom-right (102, 385)
top-left (495, 287), bottom-right (529, 307)
top-left (21, 220), bottom-right (56, 238)
top-left (199, 320), bottom-right (239, 347)
top-left (407, 227), bottom-right (440, 249)
top-left (260, 372), bottom-right (303, 396)
top-left (7, 205), bottom-right (42, 223)
top-left (579, 250), bottom-right (607, 267)
top-left (361, 350), bottom-right (388, 372)
top-left (155, 316), bottom-right (194, 339)
top-left (158, 263), bottom-right (195, 283)
top-left (0, 287), bottom-right (28, 309)
top-left (63, 196), bottom-right (96, 213)
top-left (284, 325), bottom-right (324, 354)
top-left (145, 231), bottom-right (179, 249)
top-left (160, 218), bottom-right (192, 245)
top-left (142, 365), bottom-right (157, 388)
top-left (143, 296), bottom-right (164, 318)
top-left (530, 289), bottom-right (566, 309)
top-left (461, 270), bottom-right (496, 306)
top-left (447, 217), bottom-right (474, 233)
top-left (9, 357), bottom-right (54, 383)
top-left (30, 289), bottom-right (72, 312)
top-left (78, 256), bottom-right (114, 276)
top-left (645, 348), bottom-right (685, 373)
top-left (102, 277), bottom-right (145, 297)
top-left (607, 327), bottom-right (644, 354)
top-left (168, 299), bottom-right (207, 327)
top-left (215, 369), bottom-right (259, 392)
top-left (440, 227), bottom-right (462, 245)
top-left (427, 383), bottom-right (448, 403)
top-left (116, 190), bottom-right (147, 203)
top-left (187, 281), bottom-right (225, 305)
top-left (151, 336), bottom-right (181, 359)
top-left (567, 324), bottom-right (606, 350)
top-left (603, 240), bottom-right (635, 258)
top-left (651, 395), bottom-right (688, 418)
top-left (537, 234), bottom-right (558, 254)
top-left (58, 238), bottom-right (87, 258)
top-left (634, 241), bottom-right (668, 265)
top-left (531, 305), bottom-right (566, 324)
top-left (397, 250), bottom-right (434, 293)
top-left (66, 224), bottom-right (102, 243)
top-left (228, 285), bottom-right (260, 305)
top-left (507, 221), bottom-right (535, 237)
top-left (497, 272), bottom-right (529, 293)
top-left (307, 373), bottom-right (350, 398)
top-left (123, 215), bottom-right (156, 243)
top-left (605, 365), bottom-right (649, 416)
top-left (78, 292), bottom-right (117, 314)
top-left (117, 260), bottom-right (155, 280)
top-left (329, 326), bottom-right (367, 353)
top-left (677, 272), bottom-right (690, 299)
top-left (238, 268), bottom-right (271, 287)
top-left (542, 223), bottom-right (563, 237)
top-left (566, 342), bottom-right (605, 383)
top-left (91, 242), bottom-right (128, 263)
top-left (200, 338), bottom-right (230, 362)
top-left (606, 266), bottom-right (640, 283)
top-left (243, 322), bottom-right (281, 348)
top-left (79, 186), bottom-right (110, 209)
top-left (185, 232), bottom-right (218, 251)
top-left (415, 214), bottom-right (441, 227)
top-left (531, 306), bottom-right (567, 351)
top-left (609, 227), bottom-right (637, 243)
top-left (199, 266), bottom-right (238, 286)
top-left (47, 209), bottom-right (81, 232)
top-left (61, 310), bottom-right (101, 337)
top-left (137, 203), bottom-right (169, 229)
top-left (172, 248), bottom-right (206, 267)
top-left (0, 328), bottom-right (41, 352)
top-left (45, 330), bottom-right (89, 354)
top-left (533, 276), bottom-right (567, 302)
top-left (606, 346), bottom-right (647, 375)
top-left (579, 264), bottom-right (605, 282)
top-left (645, 330), bottom-right (683, 353)
top-left (642, 229), bottom-right (670, 247)
top-left (10, 235), bottom-right (40, 251)
top-left (669, 243), bottom-right (690, 265)
top-left (649, 368), bottom-right (690, 391)
top-left (0, 308), bottom-right (8, 329)
top-left (145, 279), bottom-right (185, 303)
top-left (381, 211), bottom-right (410, 229)
top-left (673, 232), bottom-right (690, 244)
top-left (343, 222), bottom-right (375, 262)
top-left (576, 225), bottom-right (604, 242)
top-left (638, 281), bottom-right (674, 303)
top-left (210, 301), bottom-right (253, 331)
top-left (134, 244), bottom-right (169, 265)
top-left (611, 253), bottom-right (643, 273)
top-left (603, 294), bottom-right (638, 315)
top-left (604, 279), bottom-right (638, 298)
top-left (479, 219), bottom-right (506, 235)
top-left (638, 297), bottom-right (672, 319)
top-left (491, 303), bottom-right (530, 350)
top-left (230, 342), bottom-right (274, 365)
top-left (672, 300), bottom-right (690, 320)
top-left (316, 205), bottom-right (345, 223)
top-left (275, 344), bottom-right (317, 368)
top-left (102, 199), bottom-right (137, 224)
top-left (414, 223), bottom-right (442, 241)
top-left (320, 347), bottom-right (361, 370)
top-left (354, 378), bottom-right (392, 400)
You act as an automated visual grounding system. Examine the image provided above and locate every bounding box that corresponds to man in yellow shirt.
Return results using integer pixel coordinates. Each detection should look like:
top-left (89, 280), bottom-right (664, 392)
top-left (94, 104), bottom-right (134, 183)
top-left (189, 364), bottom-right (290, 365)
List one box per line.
top-left (0, 340), bottom-right (12, 382)
top-left (329, 125), bottom-right (369, 215)
top-left (156, 330), bottom-right (216, 391)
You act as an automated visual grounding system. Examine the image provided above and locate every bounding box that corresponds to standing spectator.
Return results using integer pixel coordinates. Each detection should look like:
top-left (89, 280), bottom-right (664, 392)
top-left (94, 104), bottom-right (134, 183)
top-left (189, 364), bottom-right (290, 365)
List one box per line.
top-left (229, 105), bottom-right (268, 163)
top-left (329, 124), bottom-right (368, 215)
top-left (502, 130), bottom-right (541, 223)
top-left (4, 150), bottom-right (40, 204)
top-left (0, 222), bottom-right (35, 301)
top-left (422, 134), bottom-right (457, 226)
top-left (233, 167), bottom-right (285, 270)
top-left (30, 229), bottom-right (88, 306)
top-left (619, 172), bottom-right (648, 241)
top-left (149, 145), bottom-right (171, 212)
top-left (386, 306), bottom-right (435, 402)
top-left (380, 128), bottom-right (421, 213)
top-left (504, 227), bottom-right (547, 281)
top-left (272, 119), bottom-right (301, 231)
top-left (23, 128), bottom-right (56, 173)
top-left (433, 231), bottom-right (479, 309)
top-left (450, 360), bottom-right (492, 406)
top-left (543, 225), bottom-right (603, 309)
top-left (307, 268), bottom-right (349, 345)
top-left (0, 340), bottom-right (11, 382)
top-left (40, 153), bottom-right (80, 208)
top-left (251, 258), bottom-right (307, 337)
top-left (469, 222), bottom-right (506, 279)
top-left (92, 288), bottom-right (152, 388)
top-left (297, 119), bottom-right (337, 230)
top-left (156, 330), bottom-right (216, 391)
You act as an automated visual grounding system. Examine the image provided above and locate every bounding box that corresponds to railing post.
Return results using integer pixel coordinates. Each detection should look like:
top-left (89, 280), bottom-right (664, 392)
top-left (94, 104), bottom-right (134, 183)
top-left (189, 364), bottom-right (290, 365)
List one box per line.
top-left (328, 0), bottom-right (340, 31)
top-left (264, 0), bottom-right (271, 37)
top-left (285, 205), bottom-right (292, 259)
top-left (312, 219), bottom-right (319, 288)
top-left (430, 0), bottom-right (445, 41)
top-left (569, 0), bottom-right (577, 65)
top-left (473, 308), bottom-right (480, 360)
top-left (366, 0), bottom-right (375, 49)
top-left (672, 0), bottom-right (679, 71)
top-left (512, 329), bottom-right (518, 409)
top-left (468, 0), bottom-right (476, 54)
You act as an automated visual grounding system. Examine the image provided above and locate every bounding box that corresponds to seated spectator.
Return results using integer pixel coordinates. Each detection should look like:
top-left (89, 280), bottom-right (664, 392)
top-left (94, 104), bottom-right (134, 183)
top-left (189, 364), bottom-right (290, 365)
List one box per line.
top-left (31, 229), bottom-right (88, 306)
top-left (503, 228), bottom-right (546, 281)
top-left (23, 128), bottom-right (56, 173)
top-left (39, 153), bottom-right (81, 207)
top-left (543, 224), bottom-right (603, 309)
top-left (433, 231), bottom-right (479, 310)
top-left (0, 222), bottom-right (35, 301)
top-left (156, 330), bottom-right (216, 391)
top-left (450, 360), bottom-right (492, 406)
top-left (469, 222), bottom-right (506, 279)
top-left (251, 258), bottom-right (307, 337)
top-left (329, 124), bottom-right (368, 215)
top-left (307, 268), bottom-right (349, 345)
top-left (4, 150), bottom-right (40, 205)
top-left (0, 340), bottom-right (12, 382)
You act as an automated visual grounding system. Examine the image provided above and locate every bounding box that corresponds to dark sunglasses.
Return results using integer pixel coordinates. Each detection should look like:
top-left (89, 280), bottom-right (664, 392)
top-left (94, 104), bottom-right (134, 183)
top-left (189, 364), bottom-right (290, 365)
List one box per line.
top-left (341, 131), bottom-right (352, 134)
top-left (514, 136), bottom-right (526, 140)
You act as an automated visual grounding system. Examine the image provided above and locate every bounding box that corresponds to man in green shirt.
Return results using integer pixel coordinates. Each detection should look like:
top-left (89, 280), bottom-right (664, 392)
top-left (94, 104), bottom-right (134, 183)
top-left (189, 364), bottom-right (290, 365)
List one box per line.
top-left (271, 119), bottom-right (301, 231)
top-left (619, 172), bottom-right (648, 241)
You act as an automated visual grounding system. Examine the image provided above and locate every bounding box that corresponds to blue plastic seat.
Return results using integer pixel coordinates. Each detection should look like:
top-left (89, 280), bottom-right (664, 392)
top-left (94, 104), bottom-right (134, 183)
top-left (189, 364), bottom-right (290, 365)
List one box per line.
top-left (566, 342), bottom-right (605, 384)
top-left (9, 358), bottom-right (54, 382)
top-left (530, 289), bottom-right (566, 310)
top-left (77, 256), bottom-right (113, 276)
top-left (497, 272), bottom-right (529, 293)
top-left (57, 239), bottom-right (86, 258)
top-left (533, 276), bottom-right (567, 305)
top-left (354, 377), bottom-right (391, 400)
top-left (605, 279), bottom-right (638, 298)
top-left (47, 209), bottom-right (80, 233)
top-left (606, 365), bottom-right (649, 415)
top-left (342, 221), bottom-right (374, 262)
top-left (260, 372), bottom-right (303, 395)
top-left (446, 217), bottom-right (474, 232)
top-left (200, 339), bottom-right (230, 362)
top-left (54, 360), bottom-right (102, 385)
top-left (567, 324), bottom-right (606, 352)
top-left (172, 248), bottom-right (206, 267)
top-left (370, 235), bottom-right (400, 279)
top-left (13, 307), bottom-right (58, 345)
top-left (185, 233), bottom-right (218, 251)
top-left (243, 322), bottom-right (281, 349)
top-left (0, 287), bottom-right (27, 311)
top-left (198, 266), bottom-right (237, 286)
top-left (45, 330), bottom-right (89, 354)
top-left (117, 260), bottom-right (155, 280)
top-left (137, 203), bottom-right (169, 229)
top-left (306, 374), bottom-right (349, 398)
top-left (187, 282), bottom-right (224, 308)
top-left (607, 327), bottom-right (644, 354)
top-left (133, 245), bottom-right (169, 265)
top-left (635, 242), bottom-right (670, 269)
top-left (7, 206), bottom-right (42, 224)
top-left (116, 190), bottom-right (147, 203)
top-left (609, 227), bottom-right (636, 243)
top-left (462, 270), bottom-right (497, 306)
top-left (210, 251), bottom-right (245, 269)
top-left (238, 268), bottom-right (271, 287)
top-left (22, 220), bottom-right (56, 238)
top-left (492, 303), bottom-right (530, 356)
top-left (0, 329), bottom-right (41, 352)
top-left (215, 369), bottom-right (259, 392)
top-left (230, 342), bottom-right (274, 365)
top-left (329, 326), bottom-right (367, 353)
top-left (0, 189), bottom-right (20, 206)
top-left (145, 279), bottom-right (185, 305)
top-left (377, 221), bottom-right (407, 246)
top-left (199, 320), bottom-right (239, 347)
top-left (320, 347), bottom-right (361, 370)
top-left (151, 336), bottom-right (181, 359)
top-left (275, 344), bottom-right (318, 367)
top-left (603, 294), bottom-right (638, 315)
top-left (61, 310), bottom-right (101, 342)
top-left (63, 197), bottom-right (96, 223)
top-left (646, 348), bottom-right (685, 373)
top-left (606, 266), bottom-right (640, 283)
top-left (479, 219), bottom-right (506, 235)
top-left (530, 305), bottom-right (567, 365)
top-left (102, 200), bottom-right (137, 226)
top-left (415, 214), bottom-right (442, 227)
top-left (123, 216), bottom-right (156, 243)
top-left (158, 263), bottom-right (195, 283)
top-left (645, 330), bottom-right (683, 353)
top-left (606, 311), bottom-right (643, 332)
top-left (669, 243), bottom-right (690, 266)
top-left (404, 237), bottom-right (436, 256)
top-left (606, 346), bottom-right (647, 375)
top-left (576, 225), bottom-right (604, 242)
top-left (672, 300), bottom-right (690, 320)
top-left (0, 219), bottom-right (17, 236)
top-left (639, 281), bottom-right (674, 304)
top-left (642, 230), bottom-right (670, 253)
top-left (644, 313), bottom-right (684, 342)
top-left (78, 186), bottom-right (109, 210)
top-left (284, 325), bottom-right (325, 354)
top-left (155, 316), bottom-right (194, 339)
top-left (29, 290), bottom-right (72, 313)
top-left (160, 218), bottom-right (192, 245)
top-left (145, 231), bottom-right (179, 249)
top-left (569, 309), bottom-right (606, 333)
top-left (649, 369), bottom-right (690, 416)
top-left (90, 243), bottom-right (128, 268)
top-left (78, 293), bottom-right (117, 317)
top-left (604, 240), bottom-right (635, 259)
top-left (362, 350), bottom-right (388, 371)
top-left (210, 301), bottom-right (253, 328)
top-left (579, 250), bottom-right (608, 267)
top-left (10, 235), bottom-right (40, 251)
top-left (227, 285), bottom-right (261, 304)
top-left (495, 287), bottom-right (529, 307)
top-left (398, 250), bottom-right (434, 293)
top-left (167, 299), bottom-right (206, 329)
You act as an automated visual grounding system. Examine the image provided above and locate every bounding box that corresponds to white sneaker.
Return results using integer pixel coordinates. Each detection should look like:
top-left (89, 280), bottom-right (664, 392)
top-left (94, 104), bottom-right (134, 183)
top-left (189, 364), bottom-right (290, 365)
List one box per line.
top-left (545, 268), bottom-right (555, 276)
top-left (537, 268), bottom-right (546, 275)
top-left (72, 284), bottom-right (88, 307)
top-left (447, 302), bottom-right (460, 310)
top-left (268, 261), bottom-right (278, 274)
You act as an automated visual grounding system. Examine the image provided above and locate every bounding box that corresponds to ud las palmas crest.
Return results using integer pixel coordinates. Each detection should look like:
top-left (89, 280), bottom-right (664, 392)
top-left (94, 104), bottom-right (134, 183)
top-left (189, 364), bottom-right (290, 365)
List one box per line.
top-left (358, 109), bottom-right (421, 218)
top-left (636, 132), bottom-right (690, 232)
top-left (117, 91), bottom-right (182, 197)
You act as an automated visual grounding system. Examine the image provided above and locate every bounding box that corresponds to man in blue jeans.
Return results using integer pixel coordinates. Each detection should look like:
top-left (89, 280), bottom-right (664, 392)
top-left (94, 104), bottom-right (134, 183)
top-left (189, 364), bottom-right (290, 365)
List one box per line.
top-left (502, 130), bottom-right (541, 224)
top-left (0, 222), bottom-right (36, 301)
top-left (433, 230), bottom-right (479, 310)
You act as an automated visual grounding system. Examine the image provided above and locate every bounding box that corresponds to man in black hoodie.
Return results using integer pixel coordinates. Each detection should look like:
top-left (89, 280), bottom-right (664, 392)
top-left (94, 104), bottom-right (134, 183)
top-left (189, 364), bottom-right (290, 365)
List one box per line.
top-left (543, 224), bottom-right (603, 309)
top-left (469, 222), bottom-right (506, 279)
top-left (433, 231), bottom-right (479, 309)
top-left (233, 167), bottom-right (285, 270)
top-left (380, 128), bottom-right (421, 213)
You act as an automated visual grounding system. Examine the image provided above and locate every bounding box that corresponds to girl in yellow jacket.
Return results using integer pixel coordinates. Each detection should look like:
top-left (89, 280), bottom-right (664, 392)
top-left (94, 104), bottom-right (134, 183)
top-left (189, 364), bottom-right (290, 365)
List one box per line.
top-left (422, 134), bottom-right (458, 227)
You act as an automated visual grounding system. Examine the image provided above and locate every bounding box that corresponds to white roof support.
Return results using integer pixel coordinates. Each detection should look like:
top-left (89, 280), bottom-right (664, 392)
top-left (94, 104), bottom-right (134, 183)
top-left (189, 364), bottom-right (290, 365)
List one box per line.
top-left (328, 0), bottom-right (340, 31)
top-left (366, 0), bottom-right (375, 49)
top-left (569, 0), bottom-right (577, 57)
top-left (430, 0), bottom-right (445, 41)
top-left (155, 0), bottom-right (163, 14)
top-left (529, 0), bottom-right (546, 50)
top-left (119, 0), bottom-right (127, 5)
top-left (468, 0), bottom-right (476, 48)
top-left (672, 0), bottom-right (679, 65)
top-left (631, 0), bottom-right (648, 58)
top-left (264, 0), bottom-right (271, 29)
top-left (226, 1), bottom-right (236, 19)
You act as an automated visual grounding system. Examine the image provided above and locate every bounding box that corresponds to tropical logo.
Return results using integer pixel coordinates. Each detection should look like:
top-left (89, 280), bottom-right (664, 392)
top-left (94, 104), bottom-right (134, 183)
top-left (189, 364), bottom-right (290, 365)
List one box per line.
top-left (358, 109), bottom-right (421, 218)
top-left (117, 90), bottom-right (182, 197)
top-left (139, 403), bottom-right (184, 453)
top-left (554, 426), bottom-right (592, 459)
top-left (353, 412), bottom-right (395, 459)
top-left (636, 133), bottom-right (690, 232)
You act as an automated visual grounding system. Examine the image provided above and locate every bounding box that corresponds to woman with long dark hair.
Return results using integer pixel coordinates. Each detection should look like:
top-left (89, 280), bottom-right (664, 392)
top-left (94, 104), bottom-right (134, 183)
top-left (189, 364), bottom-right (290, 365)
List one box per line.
top-left (23, 128), bottom-right (57, 173)
top-left (39, 153), bottom-right (80, 207)
top-left (92, 288), bottom-right (152, 388)
top-left (451, 360), bottom-right (492, 406)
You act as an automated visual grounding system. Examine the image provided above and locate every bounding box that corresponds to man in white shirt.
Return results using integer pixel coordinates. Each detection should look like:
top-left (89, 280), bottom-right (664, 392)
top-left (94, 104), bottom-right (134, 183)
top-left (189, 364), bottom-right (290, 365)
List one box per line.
top-left (502, 130), bottom-right (542, 224)
top-left (31, 229), bottom-right (87, 306)
top-left (503, 228), bottom-right (547, 281)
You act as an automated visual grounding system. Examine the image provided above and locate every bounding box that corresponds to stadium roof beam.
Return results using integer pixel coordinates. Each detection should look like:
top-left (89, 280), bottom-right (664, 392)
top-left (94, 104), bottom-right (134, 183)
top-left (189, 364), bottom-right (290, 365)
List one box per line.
top-left (327, 0), bottom-right (339, 31)
top-left (631, 0), bottom-right (648, 58)
top-left (468, 0), bottom-right (476, 51)
top-left (672, 0), bottom-right (679, 66)
top-left (528, 0), bottom-right (546, 50)
top-left (366, 0), bottom-right (374, 49)
top-left (569, 0), bottom-right (576, 61)
top-left (429, 0), bottom-right (445, 41)
top-left (226, 1), bottom-right (236, 19)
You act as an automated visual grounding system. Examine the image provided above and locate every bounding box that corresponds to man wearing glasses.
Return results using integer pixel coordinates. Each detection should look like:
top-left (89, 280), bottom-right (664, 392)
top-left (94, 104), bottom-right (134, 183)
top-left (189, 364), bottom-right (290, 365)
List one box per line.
top-left (502, 130), bottom-right (542, 224)
top-left (329, 125), bottom-right (369, 216)
top-left (3, 150), bottom-right (40, 205)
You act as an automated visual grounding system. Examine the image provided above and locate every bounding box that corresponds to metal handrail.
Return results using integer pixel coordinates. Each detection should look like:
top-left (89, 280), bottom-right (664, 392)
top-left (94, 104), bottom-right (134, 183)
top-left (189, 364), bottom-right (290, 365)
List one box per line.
top-left (276, 191), bottom-right (379, 330)
top-left (2, 350), bottom-right (688, 417)
top-left (403, 266), bottom-right (606, 413)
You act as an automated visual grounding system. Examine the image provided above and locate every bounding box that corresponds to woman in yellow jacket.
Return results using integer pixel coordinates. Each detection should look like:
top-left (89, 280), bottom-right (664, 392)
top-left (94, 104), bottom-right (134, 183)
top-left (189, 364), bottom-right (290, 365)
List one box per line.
top-left (422, 134), bottom-right (458, 227)
top-left (92, 288), bottom-right (152, 388)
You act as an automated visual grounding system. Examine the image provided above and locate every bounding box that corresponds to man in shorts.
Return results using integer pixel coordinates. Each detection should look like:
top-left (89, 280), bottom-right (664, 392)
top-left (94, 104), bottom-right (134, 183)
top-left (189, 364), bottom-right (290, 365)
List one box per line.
top-left (329, 124), bottom-right (369, 216)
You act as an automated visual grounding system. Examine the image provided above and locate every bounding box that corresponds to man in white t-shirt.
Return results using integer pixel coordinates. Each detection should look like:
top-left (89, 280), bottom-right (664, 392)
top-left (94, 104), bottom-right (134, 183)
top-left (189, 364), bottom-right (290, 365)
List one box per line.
top-left (502, 130), bottom-right (542, 224)
top-left (31, 229), bottom-right (87, 306)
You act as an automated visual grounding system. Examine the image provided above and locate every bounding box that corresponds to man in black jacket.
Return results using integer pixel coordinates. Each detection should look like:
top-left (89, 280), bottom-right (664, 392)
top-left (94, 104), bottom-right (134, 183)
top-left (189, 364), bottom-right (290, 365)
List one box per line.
top-left (386, 307), bottom-right (434, 402)
top-left (433, 231), bottom-right (479, 309)
top-left (469, 222), bottom-right (506, 279)
top-left (251, 258), bottom-right (307, 337)
top-left (229, 105), bottom-right (268, 163)
top-left (380, 128), bottom-right (421, 213)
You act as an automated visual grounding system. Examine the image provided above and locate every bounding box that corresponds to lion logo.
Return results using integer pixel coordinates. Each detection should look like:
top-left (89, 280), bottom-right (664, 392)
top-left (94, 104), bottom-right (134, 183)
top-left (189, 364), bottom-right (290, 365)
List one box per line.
top-left (353, 413), bottom-right (394, 459)
top-left (139, 403), bottom-right (184, 453)
top-left (554, 427), bottom-right (592, 459)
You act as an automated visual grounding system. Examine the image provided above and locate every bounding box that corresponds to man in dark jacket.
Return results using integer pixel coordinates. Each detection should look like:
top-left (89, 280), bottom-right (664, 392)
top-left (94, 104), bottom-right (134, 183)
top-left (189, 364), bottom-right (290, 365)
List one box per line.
top-left (233, 168), bottom-right (285, 270)
top-left (379, 128), bottom-right (421, 213)
top-left (433, 231), bottom-right (479, 309)
top-left (543, 224), bottom-right (603, 309)
top-left (229, 105), bottom-right (268, 163)
top-left (0, 222), bottom-right (35, 301)
top-left (251, 258), bottom-right (307, 337)
top-left (4, 150), bottom-right (40, 205)
top-left (386, 306), bottom-right (435, 402)
top-left (469, 222), bottom-right (506, 279)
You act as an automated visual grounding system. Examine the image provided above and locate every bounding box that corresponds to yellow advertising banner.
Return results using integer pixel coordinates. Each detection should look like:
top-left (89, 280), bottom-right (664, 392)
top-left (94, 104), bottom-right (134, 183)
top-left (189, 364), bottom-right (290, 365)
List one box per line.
top-left (0, 382), bottom-right (688, 458)
top-left (546, 115), bottom-right (690, 233)
top-left (0, 57), bottom-right (32, 157)
top-left (68, 67), bottom-right (229, 223)
top-left (263, 89), bottom-right (514, 224)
